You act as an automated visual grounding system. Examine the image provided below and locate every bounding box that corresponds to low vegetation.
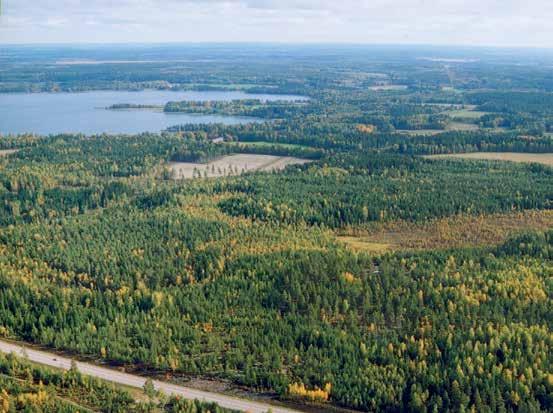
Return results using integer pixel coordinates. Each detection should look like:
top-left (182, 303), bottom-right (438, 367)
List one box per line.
top-left (337, 210), bottom-right (553, 252)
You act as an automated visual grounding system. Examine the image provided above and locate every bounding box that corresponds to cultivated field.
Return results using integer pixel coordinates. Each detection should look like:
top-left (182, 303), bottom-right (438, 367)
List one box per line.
top-left (169, 154), bottom-right (310, 179)
top-left (426, 152), bottom-right (553, 166)
top-left (444, 107), bottom-right (488, 119)
top-left (445, 121), bottom-right (479, 131)
top-left (369, 84), bottom-right (408, 91)
top-left (397, 122), bottom-right (480, 135)
top-left (397, 129), bottom-right (445, 136)
top-left (229, 141), bottom-right (312, 150)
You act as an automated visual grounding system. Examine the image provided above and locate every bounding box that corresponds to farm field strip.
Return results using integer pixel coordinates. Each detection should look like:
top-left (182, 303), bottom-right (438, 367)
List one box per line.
top-left (443, 108), bottom-right (489, 119)
top-left (169, 154), bottom-right (310, 179)
top-left (426, 152), bottom-right (553, 166)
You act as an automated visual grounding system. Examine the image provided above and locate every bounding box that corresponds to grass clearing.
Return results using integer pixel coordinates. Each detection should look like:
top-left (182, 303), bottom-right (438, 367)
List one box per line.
top-left (426, 152), bottom-right (553, 166)
top-left (397, 129), bottom-right (445, 136)
top-left (446, 121), bottom-right (479, 131)
top-left (337, 210), bottom-right (553, 253)
top-left (229, 141), bottom-right (314, 150)
top-left (369, 85), bottom-right (408, 91)
top-left (336, 237), bottom-right (391, 254)
top-left (187, 83), bottom-right (274, 90)
top-left (169, 154), bottom-right (311, 179)
top-left (445, 108), bottom-right (489, 119)
top-left (396, 121), bottom-right (479, 135)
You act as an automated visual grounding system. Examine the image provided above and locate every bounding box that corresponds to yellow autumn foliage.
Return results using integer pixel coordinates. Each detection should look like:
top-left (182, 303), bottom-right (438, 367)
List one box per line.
top-left (16, 390), bottom-right (49, 408)
top-left (0, 390), bottom-right (9, 413)
top-left (356, 124), bottom-right (376, 134)
top-left (342, 271), bottom-right (357, 283)
top-left (287, 382), bottom-right (331, 402)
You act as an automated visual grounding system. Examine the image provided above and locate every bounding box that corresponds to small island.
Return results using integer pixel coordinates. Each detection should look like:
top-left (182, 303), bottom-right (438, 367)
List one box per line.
top-left (106, 103), bottom-right (163, 110)
top-left (105, 99), bottom-right (307, 120)
top-left (164, 99), bottom-right (306, 119)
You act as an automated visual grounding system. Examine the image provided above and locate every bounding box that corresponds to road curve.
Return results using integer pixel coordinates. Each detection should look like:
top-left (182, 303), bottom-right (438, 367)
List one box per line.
top-left (0, 339), bottom-right (301, 413)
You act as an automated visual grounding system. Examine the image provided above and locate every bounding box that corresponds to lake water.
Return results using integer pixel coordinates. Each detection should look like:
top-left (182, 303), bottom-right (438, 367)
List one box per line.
top-left (0, 90), bottom-right (306, 135)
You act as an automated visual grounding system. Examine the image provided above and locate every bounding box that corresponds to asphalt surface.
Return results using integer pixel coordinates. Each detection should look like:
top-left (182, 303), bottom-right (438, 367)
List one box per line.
top-left (0, 339), bottom-right (302, 413)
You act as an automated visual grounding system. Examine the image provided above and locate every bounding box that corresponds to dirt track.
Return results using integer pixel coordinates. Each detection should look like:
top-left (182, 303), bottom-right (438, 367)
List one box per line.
top-left (0, 339), bottom-right (302, 413)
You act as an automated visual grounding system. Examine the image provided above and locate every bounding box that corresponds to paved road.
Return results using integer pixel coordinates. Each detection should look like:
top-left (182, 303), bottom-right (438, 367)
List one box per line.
top-left (0, 339), bottom-right (301, 413)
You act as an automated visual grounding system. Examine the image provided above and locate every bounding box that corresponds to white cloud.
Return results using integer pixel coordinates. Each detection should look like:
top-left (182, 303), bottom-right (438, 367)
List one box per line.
top-left (1, 0), bottom-right (552, 47)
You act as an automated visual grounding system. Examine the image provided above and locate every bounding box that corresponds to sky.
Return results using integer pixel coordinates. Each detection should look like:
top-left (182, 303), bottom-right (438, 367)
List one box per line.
top-left (0, 0), bottom-right (552, 47)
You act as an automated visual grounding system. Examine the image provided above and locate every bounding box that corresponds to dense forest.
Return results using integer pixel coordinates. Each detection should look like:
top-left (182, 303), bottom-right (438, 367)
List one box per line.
top-left (164, 99), bottom-right (308, 120)
top-left (0, 45), bottom-right (552, 412)
top-left (0, 132), bottom-right (549, 412)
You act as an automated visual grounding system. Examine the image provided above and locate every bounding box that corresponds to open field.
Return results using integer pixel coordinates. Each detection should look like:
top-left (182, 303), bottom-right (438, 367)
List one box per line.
top-left (337, 210), bottom-right (553, 253)
top-left (369, 84), bottom-right (408, 91)
top-left (169, 154), bottom-right (310, 179)
top-left (397, 129), bottom-right (445, 136)
top-left (426, 152), bottom-right (553, 166)
top-left (445, 121), bottom-right (479, 131)
top-left (397, 121), bottom-right (479, 135)
top-left (397, 120), bottom-right (481, 136)
top-left (444, 107), bottom-right (488, 119)
top-left (426, 102), bottom-right (459, 108)
top-left (440, 86), bottom-right (461, 93)
top-left (334, 238), bottom-right (392, 254)
top-left (0, 149), bottom-right (18, 156)
top-left (230, 141), bottom-right (313, 150)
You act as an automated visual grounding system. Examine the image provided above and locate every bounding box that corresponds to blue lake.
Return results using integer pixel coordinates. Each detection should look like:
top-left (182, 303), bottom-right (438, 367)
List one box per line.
top-left (0, 90), bottom-right (306, 135)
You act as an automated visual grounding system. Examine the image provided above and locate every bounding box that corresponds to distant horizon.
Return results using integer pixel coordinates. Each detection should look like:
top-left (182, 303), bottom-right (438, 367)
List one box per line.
top-left (2, 1), bottom-right (553, 48)
top-left (2, 41), bottom-right (553, 52)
